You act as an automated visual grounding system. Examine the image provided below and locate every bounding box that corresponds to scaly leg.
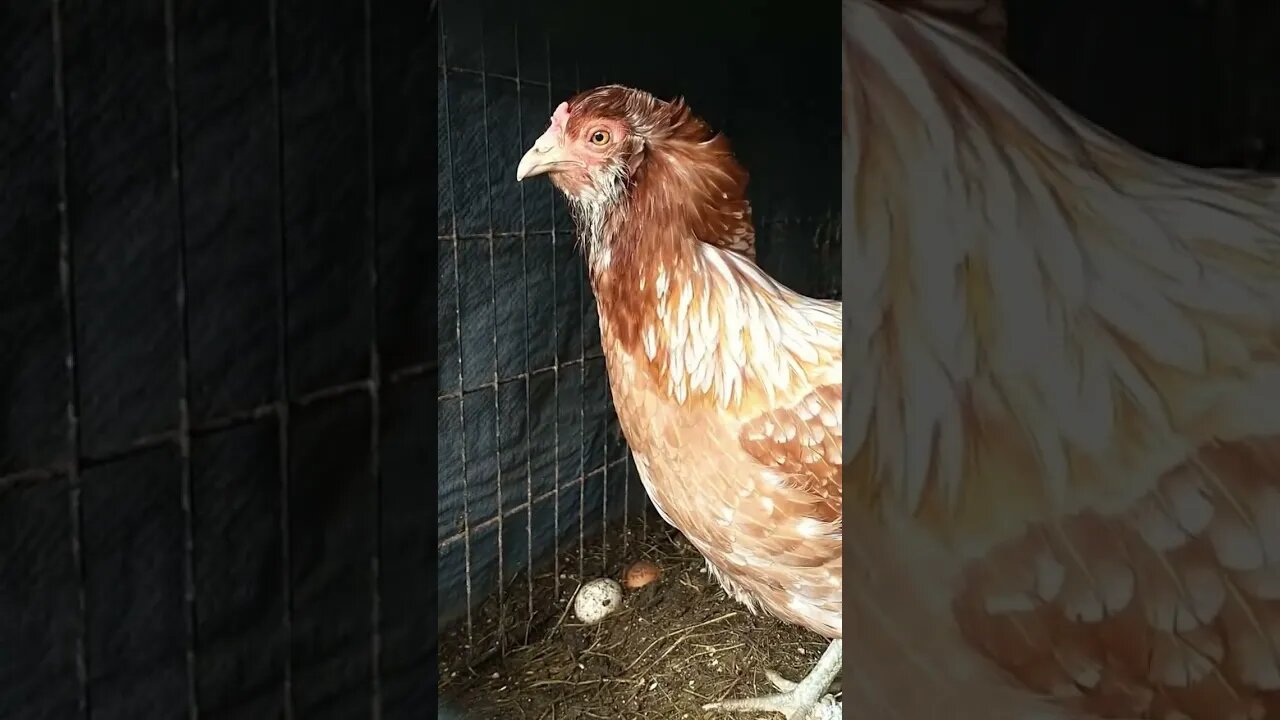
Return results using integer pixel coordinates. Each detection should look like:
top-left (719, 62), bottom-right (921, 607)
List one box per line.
top-left (703, 638), bottom-right (842, 720)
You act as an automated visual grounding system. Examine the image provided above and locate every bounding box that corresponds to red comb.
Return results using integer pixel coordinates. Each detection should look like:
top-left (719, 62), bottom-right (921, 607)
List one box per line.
top-left (550, 101), bottom-right (571, 131)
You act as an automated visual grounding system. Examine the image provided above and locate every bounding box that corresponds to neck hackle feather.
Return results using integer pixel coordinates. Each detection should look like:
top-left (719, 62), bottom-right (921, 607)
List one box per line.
top-left (569, 86), bottom-right (842, 413)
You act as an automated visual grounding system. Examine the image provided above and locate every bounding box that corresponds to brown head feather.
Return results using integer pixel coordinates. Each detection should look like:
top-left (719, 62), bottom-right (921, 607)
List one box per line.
top-left (561, 86), bottom-right (756, 258)
top-left (557, 85), bottom-right (759, 359)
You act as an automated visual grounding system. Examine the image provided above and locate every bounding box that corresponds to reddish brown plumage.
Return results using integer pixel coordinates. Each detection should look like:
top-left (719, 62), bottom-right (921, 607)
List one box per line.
top-left (948, 445), bottom-right (1280, 719)
top-left (517, 84), bottom-right (843, 643)
top-left (554, 88), bottom-right (758, 358)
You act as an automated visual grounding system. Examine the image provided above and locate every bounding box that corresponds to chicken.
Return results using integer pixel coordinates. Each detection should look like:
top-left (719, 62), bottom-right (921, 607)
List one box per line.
top-left (516, 89), bottom-right (843, 719)
top-left (839, 1), bottom-right (1280, 718)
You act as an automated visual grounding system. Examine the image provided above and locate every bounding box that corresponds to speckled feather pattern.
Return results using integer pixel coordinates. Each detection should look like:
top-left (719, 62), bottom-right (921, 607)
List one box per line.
top-left (545, 84), bottom-right (844, 643)
top-left (840, 2), bottom-right (1280, 718)
top-left (607, 246), bottom-right (844, 633)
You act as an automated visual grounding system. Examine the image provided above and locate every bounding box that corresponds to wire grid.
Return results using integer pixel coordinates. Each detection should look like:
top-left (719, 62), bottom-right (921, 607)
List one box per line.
top-left (756, 213), bottom-right (843, 302)
top-left (0, 1), bottom-right (429, 716)
top-left (435, 2), bottom-right (646, 662)
top-left (435, 0), bottom-right (844, 665)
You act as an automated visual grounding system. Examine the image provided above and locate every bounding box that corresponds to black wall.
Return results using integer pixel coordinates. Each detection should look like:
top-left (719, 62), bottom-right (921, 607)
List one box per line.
top-left (1, 3), bottom-right (431, 719)
top-left (1008, 0), bottom-right (1280, 171)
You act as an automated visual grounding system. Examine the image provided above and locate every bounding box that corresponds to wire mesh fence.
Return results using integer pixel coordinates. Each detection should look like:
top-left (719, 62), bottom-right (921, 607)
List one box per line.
top-left (0, 3), bottom-right (430, 718)
top-left (435, 0), bottom-right (643, 661)
top-left (435, 0), bottom-right (842, 669)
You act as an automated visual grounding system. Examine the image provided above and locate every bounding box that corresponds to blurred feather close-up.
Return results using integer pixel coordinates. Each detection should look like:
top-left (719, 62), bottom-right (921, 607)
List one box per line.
top-left (842, 1), bottom-right (1280, 718)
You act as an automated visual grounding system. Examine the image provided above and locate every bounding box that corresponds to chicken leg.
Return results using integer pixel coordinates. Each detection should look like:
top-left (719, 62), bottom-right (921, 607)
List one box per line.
top-left (703, 638), bottom-right (842, 720)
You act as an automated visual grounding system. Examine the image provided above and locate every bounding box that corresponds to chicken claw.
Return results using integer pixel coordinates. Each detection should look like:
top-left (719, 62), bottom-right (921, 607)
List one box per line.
top-left (703, 639), bottom-right (842, 720)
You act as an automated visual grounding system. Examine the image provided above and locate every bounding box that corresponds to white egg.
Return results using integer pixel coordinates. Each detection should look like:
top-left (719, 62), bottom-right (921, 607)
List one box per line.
top-left (573, 578), bottom-right (623, 624)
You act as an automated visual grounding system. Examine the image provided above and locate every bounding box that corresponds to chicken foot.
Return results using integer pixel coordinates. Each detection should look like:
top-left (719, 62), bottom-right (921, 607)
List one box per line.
top-left (703, 638), bottom-right (842, 720)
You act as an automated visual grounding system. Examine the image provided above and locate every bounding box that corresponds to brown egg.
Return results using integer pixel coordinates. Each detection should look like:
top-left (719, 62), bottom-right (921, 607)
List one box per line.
top-left (622, 559), bottom-right (661, 589)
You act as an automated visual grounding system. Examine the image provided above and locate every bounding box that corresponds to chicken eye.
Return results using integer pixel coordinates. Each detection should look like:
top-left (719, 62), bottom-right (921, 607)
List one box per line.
top-left (589, 130), bottom-right (610, 146)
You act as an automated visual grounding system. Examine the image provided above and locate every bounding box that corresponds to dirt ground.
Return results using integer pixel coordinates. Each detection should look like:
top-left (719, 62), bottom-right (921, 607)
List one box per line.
top-left (438, 512), bottom-right (834, 720)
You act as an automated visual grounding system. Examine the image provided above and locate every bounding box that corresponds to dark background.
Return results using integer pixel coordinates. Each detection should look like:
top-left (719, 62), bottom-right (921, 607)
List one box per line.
top-left (1, 2), bottom-right (430, 719)
top-left (1009, 0), bottom-right (1280, 172)
top-left (434, 0), bottom-right (843, 659)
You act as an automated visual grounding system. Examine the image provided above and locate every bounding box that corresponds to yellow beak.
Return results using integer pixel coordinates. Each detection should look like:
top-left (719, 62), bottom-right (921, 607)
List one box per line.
top-left (515, 126), bottom-right (569, 182)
